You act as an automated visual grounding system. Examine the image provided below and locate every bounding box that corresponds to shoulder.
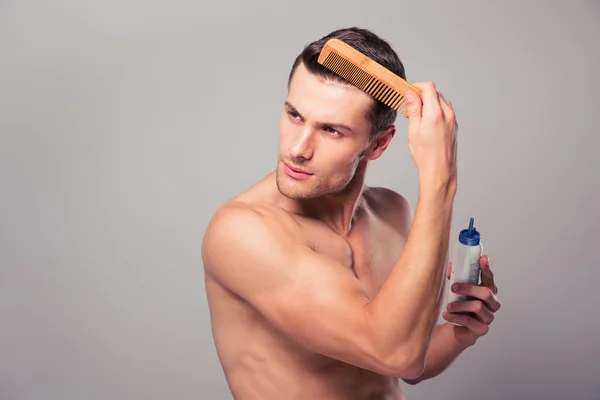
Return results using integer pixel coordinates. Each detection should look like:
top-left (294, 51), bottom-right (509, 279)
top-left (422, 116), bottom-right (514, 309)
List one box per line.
top-left (207, 200), bottom-right (303, 233)
top-left (364, 186), bottom-right (410, 209)
top-left (363, 186), bottom-right (413, 233)
top-left (363, 186), bottom-right (412, 215)
top-left (201, 201), bottom-right (305, 269)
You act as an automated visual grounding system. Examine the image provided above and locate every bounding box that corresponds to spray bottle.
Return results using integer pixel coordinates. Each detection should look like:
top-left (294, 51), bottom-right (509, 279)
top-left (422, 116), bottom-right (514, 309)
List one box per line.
top-left (446, 217), bottom-right (483, 323)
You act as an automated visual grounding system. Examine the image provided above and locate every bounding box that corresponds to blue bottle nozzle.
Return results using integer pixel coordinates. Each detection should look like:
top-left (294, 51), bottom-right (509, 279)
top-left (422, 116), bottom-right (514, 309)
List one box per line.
top-left (459, 217), bottom-right (481, 246)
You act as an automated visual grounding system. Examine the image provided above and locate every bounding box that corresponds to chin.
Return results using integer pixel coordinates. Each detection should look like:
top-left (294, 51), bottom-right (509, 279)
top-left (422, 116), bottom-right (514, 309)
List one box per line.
top-left (276, 173), bottom-right (349, 201)
top-left (276, 169), bottom-right (317, 200)
top-left (276, 175), bottom-right (309, 200)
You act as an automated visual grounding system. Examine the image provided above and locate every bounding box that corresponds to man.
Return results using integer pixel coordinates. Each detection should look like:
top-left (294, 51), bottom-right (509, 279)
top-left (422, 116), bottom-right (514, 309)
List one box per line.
top-left (201, 27), bottom-right (501, 400)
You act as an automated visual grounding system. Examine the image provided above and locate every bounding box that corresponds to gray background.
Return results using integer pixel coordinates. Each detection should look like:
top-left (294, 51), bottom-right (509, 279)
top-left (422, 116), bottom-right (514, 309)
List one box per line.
top-left (1, 0), bottom-right (599, 399)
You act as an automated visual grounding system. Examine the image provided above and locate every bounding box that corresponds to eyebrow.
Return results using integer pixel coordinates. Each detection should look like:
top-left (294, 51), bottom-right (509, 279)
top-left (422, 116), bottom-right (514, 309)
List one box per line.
top-left (284, 101), bottom-right (353, 133)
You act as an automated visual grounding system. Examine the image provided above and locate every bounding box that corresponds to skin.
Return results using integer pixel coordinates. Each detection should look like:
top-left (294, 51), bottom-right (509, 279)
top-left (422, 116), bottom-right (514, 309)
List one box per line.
top-left (202, 62), bottom-right (501, 399)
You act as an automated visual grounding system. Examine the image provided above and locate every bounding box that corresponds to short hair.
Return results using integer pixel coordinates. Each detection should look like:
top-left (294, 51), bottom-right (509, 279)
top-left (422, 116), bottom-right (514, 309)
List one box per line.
top-left (287, 27), bottom-right (407, 140)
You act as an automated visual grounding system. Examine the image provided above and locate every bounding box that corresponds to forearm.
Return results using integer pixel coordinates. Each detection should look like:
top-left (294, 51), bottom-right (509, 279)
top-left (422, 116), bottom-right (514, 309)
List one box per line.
top-left (366, 181), bottom-right (456, 371)
top-left (403, 322), bottom-right (472, 384)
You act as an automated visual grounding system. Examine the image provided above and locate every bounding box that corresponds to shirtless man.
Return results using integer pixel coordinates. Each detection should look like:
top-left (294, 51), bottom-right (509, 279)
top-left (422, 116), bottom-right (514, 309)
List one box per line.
top-left (201, 27), bottom-right (501, 399)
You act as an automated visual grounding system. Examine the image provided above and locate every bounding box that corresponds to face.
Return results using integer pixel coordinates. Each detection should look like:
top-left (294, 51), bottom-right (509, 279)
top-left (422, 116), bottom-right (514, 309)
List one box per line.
top-left (276, 62), bottom-right (394, 200)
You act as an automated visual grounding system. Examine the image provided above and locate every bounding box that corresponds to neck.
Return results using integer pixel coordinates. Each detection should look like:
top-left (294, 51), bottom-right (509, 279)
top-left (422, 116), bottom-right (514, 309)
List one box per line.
top-left (291, 161), bottom-right (369, 237)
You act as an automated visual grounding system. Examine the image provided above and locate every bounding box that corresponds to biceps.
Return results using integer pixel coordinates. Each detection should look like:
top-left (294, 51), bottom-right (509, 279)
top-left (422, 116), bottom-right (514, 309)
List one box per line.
top-left (246, 248), bottom-right (379, 367)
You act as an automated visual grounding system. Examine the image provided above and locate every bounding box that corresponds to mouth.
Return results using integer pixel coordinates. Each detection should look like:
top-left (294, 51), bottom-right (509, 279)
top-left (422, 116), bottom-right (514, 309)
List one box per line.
top-left (283, 161), bottom-right (313, 180)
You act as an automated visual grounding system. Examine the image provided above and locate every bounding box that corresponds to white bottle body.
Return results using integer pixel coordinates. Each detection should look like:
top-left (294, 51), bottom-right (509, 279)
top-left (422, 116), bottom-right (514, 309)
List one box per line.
top-left (447, 241), bottom-right (482, 304)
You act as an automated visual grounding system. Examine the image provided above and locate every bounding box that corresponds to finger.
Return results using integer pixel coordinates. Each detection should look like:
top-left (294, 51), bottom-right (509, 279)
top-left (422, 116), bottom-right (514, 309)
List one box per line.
top-left (404, 88), bottom-right (423, 120)
top-left (441, 95), bottom-right (457, 123)
top-left (453, 118), bottom-right (458, 150)
top-left (437, 92), bottom-right (455, 121)
top-left (480, 255), bottom-right (498, 295)
top-left (452, 283), bottom-right (501, 312)
top-left (443, 312), bottom-right (489, 336)
top-left (446, 300), bottom-right (495, 324)
top-left (447, 262), bottom-right (452, 280)
top-left (411, 81), bottom-right (442, 118)
top-left (438, 92), bottom-right (458, 158)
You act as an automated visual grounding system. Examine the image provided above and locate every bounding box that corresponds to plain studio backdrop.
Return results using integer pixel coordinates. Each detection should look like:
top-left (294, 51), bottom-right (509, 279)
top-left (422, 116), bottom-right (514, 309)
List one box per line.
top-left (1, 0), bottom-right (599, 399)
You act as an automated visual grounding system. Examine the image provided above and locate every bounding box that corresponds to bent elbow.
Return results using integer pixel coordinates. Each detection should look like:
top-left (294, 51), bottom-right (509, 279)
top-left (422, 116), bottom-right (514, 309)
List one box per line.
top-left (361, 310), bottom-right (427, 379)
top-left (392, 357), bottom-right (426, 380)
top-left (378, 348), bottom-right (426, 380)
top-left (404, 361), bottom-right (426, 381)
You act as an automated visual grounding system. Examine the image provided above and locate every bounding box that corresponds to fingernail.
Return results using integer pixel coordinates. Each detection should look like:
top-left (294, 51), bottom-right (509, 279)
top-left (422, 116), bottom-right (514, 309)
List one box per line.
top-left (405, 91), bottom-right (414, 102)
top-left (452, 283), bottom-right (459, 292)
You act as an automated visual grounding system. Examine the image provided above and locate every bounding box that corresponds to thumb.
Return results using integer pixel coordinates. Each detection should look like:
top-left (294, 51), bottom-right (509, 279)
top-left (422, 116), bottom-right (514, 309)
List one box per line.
top-left (404, 90), bottom-right (422, 119)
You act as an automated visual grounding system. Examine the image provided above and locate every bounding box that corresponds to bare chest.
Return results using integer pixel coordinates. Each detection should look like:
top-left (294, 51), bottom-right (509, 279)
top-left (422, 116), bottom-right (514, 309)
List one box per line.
top-left (302, 216), bottom-right (406, 298)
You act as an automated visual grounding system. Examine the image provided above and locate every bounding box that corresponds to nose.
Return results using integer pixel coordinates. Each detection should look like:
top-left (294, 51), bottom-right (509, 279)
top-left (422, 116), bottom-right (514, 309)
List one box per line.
top-left (289, 127), bottom-right (315, 161)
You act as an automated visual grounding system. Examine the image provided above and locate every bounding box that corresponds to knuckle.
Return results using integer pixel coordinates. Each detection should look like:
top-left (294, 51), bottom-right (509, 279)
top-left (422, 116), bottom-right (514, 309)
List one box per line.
top-left (474, 302), bottom-right (484, 313)
top-left (431, 109), bottom-right (444, 120)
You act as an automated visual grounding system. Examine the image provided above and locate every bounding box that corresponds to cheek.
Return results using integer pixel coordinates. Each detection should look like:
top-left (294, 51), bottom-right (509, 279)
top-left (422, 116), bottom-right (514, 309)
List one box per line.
top-left (278, 115), bottom-right (286, 138)
top-left (278, 118), bottom-right (297, 147)
top-left (278, 121), bottom-right (289, 151)
top-left (322, 153), bottom-right (360, 176)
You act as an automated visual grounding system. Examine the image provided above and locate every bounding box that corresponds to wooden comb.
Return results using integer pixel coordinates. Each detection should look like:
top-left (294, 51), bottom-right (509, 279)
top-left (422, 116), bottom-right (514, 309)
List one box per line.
top-left (317, 38), bottom-right (421, 118)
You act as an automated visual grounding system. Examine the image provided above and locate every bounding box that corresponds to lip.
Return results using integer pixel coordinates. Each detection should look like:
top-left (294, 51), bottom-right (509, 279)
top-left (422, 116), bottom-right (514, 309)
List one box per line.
top-left (283, 162), bottom-right (312, 180)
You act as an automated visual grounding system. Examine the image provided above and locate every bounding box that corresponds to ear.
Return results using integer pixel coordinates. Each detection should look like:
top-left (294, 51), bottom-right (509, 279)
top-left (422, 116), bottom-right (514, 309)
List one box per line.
top-left (364, 126), bottom-right (396, 161)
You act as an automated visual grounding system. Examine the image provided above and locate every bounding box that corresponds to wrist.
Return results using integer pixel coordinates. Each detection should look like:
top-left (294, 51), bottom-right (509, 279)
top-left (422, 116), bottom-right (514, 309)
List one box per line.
top-left (419, 172), bottom-right (457, 196)
top-left (445, 323), bottom-right (477, 349)
top-left (418, 177), bottom-right (457, 207)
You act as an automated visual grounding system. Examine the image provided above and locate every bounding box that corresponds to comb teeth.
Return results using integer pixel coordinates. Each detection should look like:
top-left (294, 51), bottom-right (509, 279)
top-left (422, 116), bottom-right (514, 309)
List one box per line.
top-left (320, 52), bottom-right (409, 117)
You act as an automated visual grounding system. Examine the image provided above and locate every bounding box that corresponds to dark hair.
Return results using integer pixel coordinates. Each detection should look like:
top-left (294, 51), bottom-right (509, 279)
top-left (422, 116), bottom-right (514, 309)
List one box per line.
top-left (287, 27), bottom-right (406, 140)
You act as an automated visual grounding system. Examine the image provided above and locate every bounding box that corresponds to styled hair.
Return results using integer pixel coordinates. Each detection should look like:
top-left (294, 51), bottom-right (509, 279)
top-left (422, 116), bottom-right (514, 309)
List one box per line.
top-left (287, 27), bottom-right (406, 140)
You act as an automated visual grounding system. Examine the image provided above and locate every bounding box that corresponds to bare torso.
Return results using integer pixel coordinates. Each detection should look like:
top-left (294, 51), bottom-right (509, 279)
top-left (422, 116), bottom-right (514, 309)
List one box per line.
top-left (205, 172), bottom-right (410, 399)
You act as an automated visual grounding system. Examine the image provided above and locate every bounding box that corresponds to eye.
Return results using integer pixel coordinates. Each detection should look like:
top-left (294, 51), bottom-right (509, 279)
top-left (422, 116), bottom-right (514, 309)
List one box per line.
top-left (288, 111), bottom-right (301, 120)
top-left (323, 126), bottom-right (342, 137)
